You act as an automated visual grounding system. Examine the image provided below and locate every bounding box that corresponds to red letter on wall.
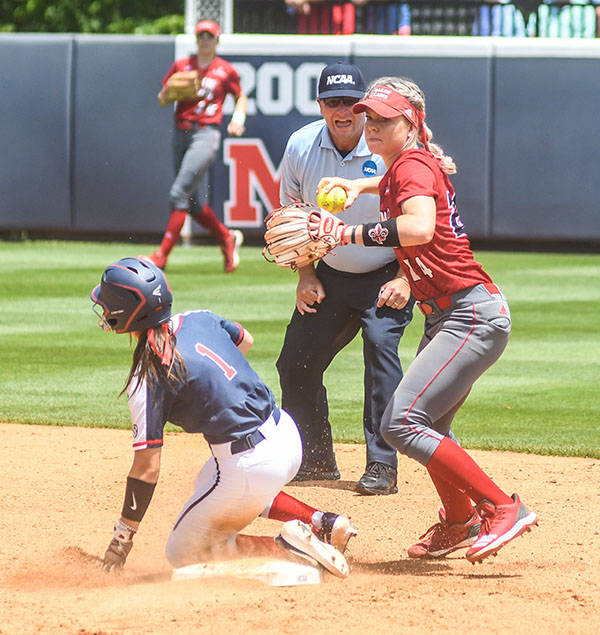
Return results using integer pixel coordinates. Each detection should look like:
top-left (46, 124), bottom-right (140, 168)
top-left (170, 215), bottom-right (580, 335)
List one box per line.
top-left (223, 138), bottom-right (282, 226)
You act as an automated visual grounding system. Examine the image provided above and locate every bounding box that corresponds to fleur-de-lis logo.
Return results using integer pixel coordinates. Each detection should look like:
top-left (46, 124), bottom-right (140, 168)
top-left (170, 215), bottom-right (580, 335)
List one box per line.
top-left (368, 223), bottom-right (389, 245)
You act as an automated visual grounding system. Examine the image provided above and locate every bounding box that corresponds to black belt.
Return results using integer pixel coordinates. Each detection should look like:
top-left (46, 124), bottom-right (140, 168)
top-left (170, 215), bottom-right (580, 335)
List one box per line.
top-left (229, 407), bottom-right (281, 455)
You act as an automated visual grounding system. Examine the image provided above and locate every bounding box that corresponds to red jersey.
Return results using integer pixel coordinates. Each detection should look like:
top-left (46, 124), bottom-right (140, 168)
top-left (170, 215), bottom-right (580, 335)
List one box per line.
top-left (163, 56), bottom-right (242, 129)
top-left (379, 148), bottom-right (492, 301)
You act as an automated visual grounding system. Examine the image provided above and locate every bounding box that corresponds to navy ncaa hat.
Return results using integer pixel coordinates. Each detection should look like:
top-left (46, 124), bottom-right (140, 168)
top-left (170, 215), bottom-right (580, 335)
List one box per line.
top-left (318, 62), bottom-right (366, 99)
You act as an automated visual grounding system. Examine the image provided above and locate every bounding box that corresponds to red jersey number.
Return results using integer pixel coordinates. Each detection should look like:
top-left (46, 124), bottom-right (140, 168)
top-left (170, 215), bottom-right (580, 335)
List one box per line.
top-left (195, 343), bottom-right (237, 380)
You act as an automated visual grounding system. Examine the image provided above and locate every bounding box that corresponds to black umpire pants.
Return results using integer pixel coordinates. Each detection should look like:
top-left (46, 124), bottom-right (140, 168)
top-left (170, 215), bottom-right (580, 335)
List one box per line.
top-left (276, 260), bottom-right (414, 471)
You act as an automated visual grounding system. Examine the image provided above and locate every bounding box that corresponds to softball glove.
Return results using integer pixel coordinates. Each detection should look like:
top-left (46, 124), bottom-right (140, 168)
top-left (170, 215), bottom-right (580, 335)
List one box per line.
top-left (262, 202), bottom-right (346, 270)
top-left (165, 70), bottom-right (200, 100)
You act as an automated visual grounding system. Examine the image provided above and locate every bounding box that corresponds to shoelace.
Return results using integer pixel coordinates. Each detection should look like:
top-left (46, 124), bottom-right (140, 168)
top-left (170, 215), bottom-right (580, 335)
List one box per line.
top-left (367, 462), bottom-right (391, 476)
top-left (476, 500), bottom-right (499, 535)
top-left (418, 521), bottom-right (447, 541)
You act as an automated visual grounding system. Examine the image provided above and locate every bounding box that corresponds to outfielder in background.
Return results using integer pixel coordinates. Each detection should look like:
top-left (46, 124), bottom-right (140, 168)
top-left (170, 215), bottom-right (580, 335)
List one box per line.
top-left (276, 62), bottom-right (414, 495)
top-left (90, 257), bottom-right (356, 575)
top-left (146, 19), bottom-right (245, 273)
top-left (312, 76), bottom-right (537, 562)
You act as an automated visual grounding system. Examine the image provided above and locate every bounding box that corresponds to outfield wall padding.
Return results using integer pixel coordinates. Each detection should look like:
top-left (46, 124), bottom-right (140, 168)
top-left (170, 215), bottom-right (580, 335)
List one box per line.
top-left (0, 34), bottom-right (598, 243)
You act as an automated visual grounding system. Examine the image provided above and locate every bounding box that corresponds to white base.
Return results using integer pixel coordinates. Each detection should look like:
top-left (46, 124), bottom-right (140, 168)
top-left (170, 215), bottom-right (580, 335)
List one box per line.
top-left (172, 557), bottom-right (322, 587)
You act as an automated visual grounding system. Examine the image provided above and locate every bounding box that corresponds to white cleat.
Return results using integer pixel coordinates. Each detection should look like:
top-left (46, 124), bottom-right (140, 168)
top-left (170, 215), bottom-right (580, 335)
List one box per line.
top-left (277, 520), bottom-right (349, 578)
top-left (317, 512), bottom-right (358, 554)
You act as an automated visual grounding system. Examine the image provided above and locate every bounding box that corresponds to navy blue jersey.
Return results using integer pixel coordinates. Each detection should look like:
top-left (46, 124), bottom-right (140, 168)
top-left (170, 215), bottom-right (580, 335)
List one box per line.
top-left (128, 311), bottom-right (276, 450)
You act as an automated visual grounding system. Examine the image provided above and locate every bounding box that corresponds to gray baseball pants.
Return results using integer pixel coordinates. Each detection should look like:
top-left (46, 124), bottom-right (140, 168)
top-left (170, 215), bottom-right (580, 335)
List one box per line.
top-left (170, 125), bottom-right (221, 211)
top-left (381, 283), bottom-right (511, 465)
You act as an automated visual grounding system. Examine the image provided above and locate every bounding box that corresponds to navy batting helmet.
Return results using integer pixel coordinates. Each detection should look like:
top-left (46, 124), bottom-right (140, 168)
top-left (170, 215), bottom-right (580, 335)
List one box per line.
top-left (90, 257), bottom-right (173, 333)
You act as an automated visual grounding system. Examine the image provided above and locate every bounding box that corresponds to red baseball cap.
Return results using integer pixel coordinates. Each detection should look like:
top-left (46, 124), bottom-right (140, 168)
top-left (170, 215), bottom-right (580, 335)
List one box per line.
top-left (353, 86), bottom-right (422, 129)
top-left (195, 20), bottom-right (221, 37)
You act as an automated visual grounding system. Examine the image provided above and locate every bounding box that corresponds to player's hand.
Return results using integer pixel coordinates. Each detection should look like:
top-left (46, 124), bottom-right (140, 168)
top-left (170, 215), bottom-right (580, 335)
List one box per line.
top-left (316, 177), bottom-right (357, 211)
top-left (102, 519), bottom-right (136, 572)
top-left (377, 276), bottom-right (411, 310)
top-left (227, 120), bottom-right (245, 137)
top-left (296, 266), bottom-right (325, 315)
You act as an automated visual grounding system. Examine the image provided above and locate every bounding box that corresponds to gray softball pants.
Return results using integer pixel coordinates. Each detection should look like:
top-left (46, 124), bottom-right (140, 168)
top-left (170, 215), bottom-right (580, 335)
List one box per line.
top-left (381, 283), bottom-right (511, 466)
top-left (170, 125), bottom-right (221, 211)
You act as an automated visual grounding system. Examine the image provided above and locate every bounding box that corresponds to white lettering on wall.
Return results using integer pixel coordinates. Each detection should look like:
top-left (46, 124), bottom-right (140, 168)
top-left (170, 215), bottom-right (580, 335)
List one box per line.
top-left (223, 62), bottom-right (324, 117)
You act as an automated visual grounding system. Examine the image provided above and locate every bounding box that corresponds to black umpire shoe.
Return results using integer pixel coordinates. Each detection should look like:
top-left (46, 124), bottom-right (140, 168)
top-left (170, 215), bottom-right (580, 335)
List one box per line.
top-left (355, 462), bottom-right (398, 495)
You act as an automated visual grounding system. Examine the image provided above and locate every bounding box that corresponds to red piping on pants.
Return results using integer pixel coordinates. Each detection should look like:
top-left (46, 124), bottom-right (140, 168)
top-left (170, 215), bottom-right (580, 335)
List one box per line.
top-left (401, 304), bottom-right (477, 438)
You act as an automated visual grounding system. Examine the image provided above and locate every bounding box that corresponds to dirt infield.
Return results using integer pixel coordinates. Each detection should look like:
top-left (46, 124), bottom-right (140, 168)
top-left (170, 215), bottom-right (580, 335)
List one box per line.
top-left (2, 423), bottom-right (598, 634)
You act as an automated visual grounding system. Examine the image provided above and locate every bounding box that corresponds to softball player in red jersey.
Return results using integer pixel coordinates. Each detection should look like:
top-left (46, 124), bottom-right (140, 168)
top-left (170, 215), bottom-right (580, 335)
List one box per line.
top-left (316, 76), bottom-right (537, 563)
top-left (146, 20), bottom-right (245, 273)
top-left (91, 257), bottom-right (355, 576)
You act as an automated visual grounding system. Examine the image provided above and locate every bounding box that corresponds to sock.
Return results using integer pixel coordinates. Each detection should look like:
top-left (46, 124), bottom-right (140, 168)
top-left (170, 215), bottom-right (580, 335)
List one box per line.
top-left (264, 491), bottom-right (317, 525)
top-left (158, 210), bottom-right (187, 256)
top-left (192, 205), bottom-right (230, 244)
top-left (427, 465), bottom-right (475, 524)
top-left (427, 437), bottom-right (513, 507)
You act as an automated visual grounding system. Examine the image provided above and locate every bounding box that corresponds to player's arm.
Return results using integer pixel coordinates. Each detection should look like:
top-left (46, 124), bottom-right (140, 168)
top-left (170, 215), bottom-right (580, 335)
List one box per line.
top-left (227, 92), bottom-right (248, 137)
top-left (238, 327), bottom-right (254, 355)
top-left (102, 447), bottom-right (161, 572)
top-left (341, 195), bottom-right (436, 247)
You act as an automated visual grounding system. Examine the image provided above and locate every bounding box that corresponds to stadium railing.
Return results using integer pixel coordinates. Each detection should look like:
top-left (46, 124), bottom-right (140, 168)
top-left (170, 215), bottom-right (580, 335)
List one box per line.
top-left (231, 1), bottom-right (600, 38)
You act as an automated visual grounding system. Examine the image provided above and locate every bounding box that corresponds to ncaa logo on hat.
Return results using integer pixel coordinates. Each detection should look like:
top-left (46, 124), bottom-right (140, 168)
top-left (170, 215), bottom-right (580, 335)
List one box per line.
top-left (362, 160), bottom-right (378, 177)
top-left (326, 74), bottom-right (356, 86)
top-left (318, 62), bottom-right (365, 99)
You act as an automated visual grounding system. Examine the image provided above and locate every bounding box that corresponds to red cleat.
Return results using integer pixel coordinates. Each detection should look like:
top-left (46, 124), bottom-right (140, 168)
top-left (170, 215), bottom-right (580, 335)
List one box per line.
top-left (407, 507), bottom-right (481, 559)
top-left (138, 251), bottom-right (167, 270)
top-left (466, 493), bottom-right (538, 564)
top-left (222, 230), bottom-right (243, 273)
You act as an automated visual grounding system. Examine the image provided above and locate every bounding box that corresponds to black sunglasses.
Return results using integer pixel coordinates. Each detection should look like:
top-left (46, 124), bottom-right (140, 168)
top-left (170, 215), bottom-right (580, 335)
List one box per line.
top-left (321, 97), bottom-right (360, 109)
top-left (197, 31), bottom-right (216, 40)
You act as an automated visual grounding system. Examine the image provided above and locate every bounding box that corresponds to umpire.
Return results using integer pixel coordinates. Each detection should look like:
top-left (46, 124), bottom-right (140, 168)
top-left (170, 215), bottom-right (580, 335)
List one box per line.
top-left (276, 62), bottom-right (414, 495)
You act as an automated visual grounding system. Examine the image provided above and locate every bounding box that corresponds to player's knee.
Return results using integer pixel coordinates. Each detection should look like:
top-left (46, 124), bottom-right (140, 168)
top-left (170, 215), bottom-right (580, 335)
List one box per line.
top-left (165, 531), bottom-right (212, 569)
top-left (380, 405), bottom-right (404, 450)
top-left (169, 187), bottom-right (188, 211)
top-left (381, 398), bottom-right (433, 461)
top-left (165, 533), bottom-right (189, 568)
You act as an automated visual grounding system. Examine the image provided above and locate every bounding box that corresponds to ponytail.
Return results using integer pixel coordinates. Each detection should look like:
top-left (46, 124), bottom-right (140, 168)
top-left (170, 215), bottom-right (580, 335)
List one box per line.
top-left (121, 324), bottom-right (187, 397)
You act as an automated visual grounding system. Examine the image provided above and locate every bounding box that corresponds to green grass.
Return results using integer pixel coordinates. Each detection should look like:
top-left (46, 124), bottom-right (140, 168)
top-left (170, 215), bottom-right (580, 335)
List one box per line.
top-left (1, 240), bottom-right (598, 458)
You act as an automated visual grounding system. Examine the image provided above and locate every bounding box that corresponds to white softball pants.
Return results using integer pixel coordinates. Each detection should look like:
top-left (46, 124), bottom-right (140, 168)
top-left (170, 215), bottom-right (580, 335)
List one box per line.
top-left (165, 409), bottom-right (302, 568)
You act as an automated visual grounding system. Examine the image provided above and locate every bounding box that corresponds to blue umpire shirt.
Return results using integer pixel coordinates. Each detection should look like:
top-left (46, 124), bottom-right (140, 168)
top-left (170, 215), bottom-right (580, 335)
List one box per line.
top-left (279, 119), bottom-right (397, 274)
top-left (128, 311), bottom-right (277, 449)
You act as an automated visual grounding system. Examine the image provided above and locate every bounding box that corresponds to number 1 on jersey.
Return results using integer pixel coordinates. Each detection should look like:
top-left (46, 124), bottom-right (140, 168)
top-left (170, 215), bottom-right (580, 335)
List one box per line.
top-left (195, 343), bottom-right (237, 380)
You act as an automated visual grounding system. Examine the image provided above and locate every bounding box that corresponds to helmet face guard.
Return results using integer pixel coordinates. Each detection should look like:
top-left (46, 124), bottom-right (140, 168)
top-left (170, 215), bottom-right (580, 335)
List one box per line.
top-left (90, 257), bottom-right (173, 333)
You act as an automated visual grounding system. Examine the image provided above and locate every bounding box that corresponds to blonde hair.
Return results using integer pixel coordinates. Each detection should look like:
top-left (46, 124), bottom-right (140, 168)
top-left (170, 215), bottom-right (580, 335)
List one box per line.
top-left (366, 76), bottom-right (457, 175)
